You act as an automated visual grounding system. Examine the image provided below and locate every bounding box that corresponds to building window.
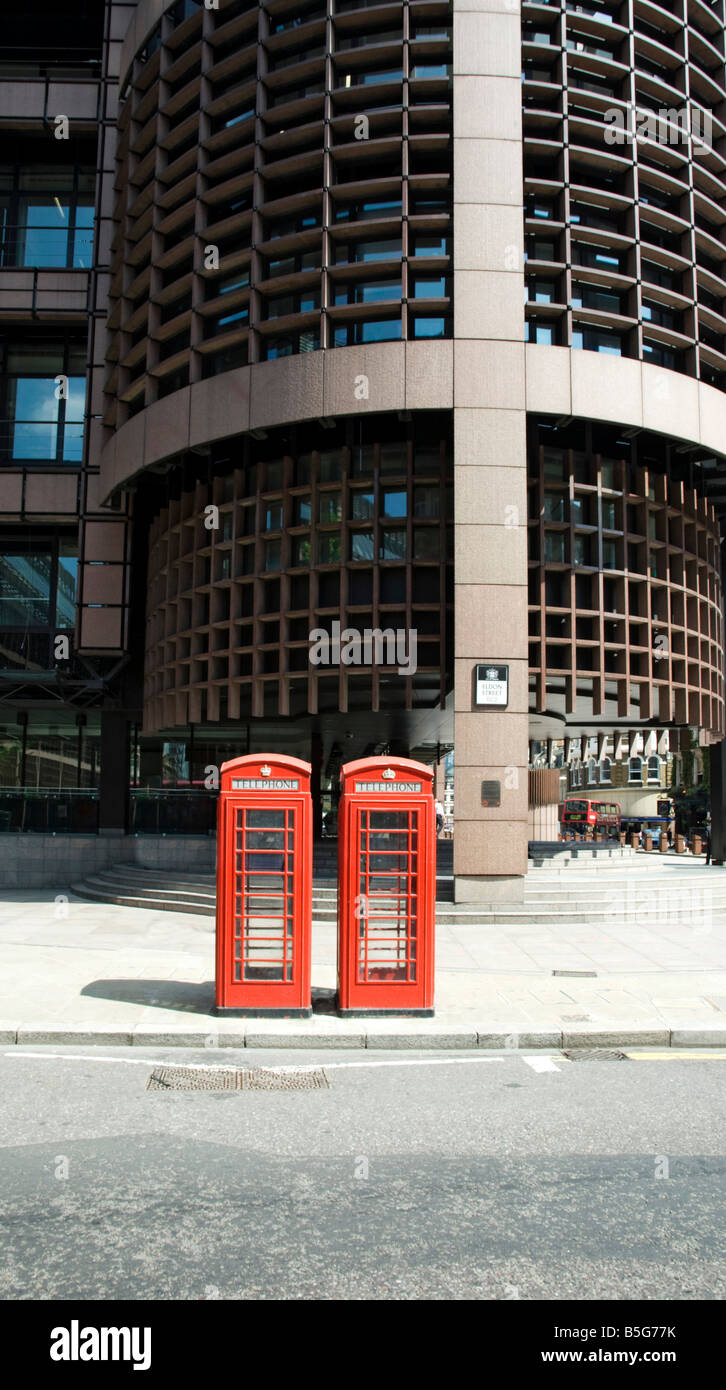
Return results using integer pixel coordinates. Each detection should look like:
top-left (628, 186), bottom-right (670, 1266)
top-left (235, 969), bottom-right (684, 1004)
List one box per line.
top-left (382, 489), bottom-right (407, 519)
top-left (340, 67), bottom-right (404, 87)
top-left (573, 245), bottom-right (622, 272)
top-left (351, 532), bottom-right (374, 561)
top-left (526, 278), bottom-right (557, 304)
top-left (525, 236), bottom-right (556, 262)
top-left (263, 330), bottom-right (321, 359)
top-left (642, 260), bottom-right (677, 291)
top-left (264, 540), bottom-right (281, 572)
top-left (170, 0), bottom-right (202, 25)
top-left (0, 530), bottom-right (78, 671)
top-left (544, 532), bottom-right (566, 562)
top-left (332, 319), bottom-right (402, 346)
top-left (0, 166), bottom-right (95, 269)
top-left (333, 280), bottom-right (401, 306)
top-left (264, 289), bottom-right (320, 318)
top-left (318, 533), bottom-right (341, 564)
top-left (572, 326), bottom-right (623, 355)
top-left (571, 284), bottom-right (622, 314)
top-left (525, 197), bottom-right (555, 220)
top-left (265, 250), bottom-right (319, 279)
top-left (414, 486), bottom-right (440, 518)
top-left (206, 307), bottom-right (248, 336)
top-left (318, 492), bottom-right (342, 523)
top-left (292, 536), bottom-right (310, 566)
top-left (380, 529), bottom-right (406, 560)
top-left (412, 276), bottom-right (447, 298)
top-left (334, 238), bottom-right (402, 265)
top-left (646, 754), bottom-right (661, 784)
top-left (413, 528), bottom-right (440, 560)
top-left (350, 490), bottom-right (374, 521)
top-left (628, 756), bottom-right (643, 783)
top-left (264, 207), bottom-right (321, 239)
top-left (527, 320), bottom-right (555, 344)
top-left (642, 301), bottom-right (679, 331)
top-left (410, 175), bottom-right (450, 205)
top-left (334, 199), bottom-right (402, 222)
top-left (642, 340), bottom-right (679, 370)
top-left (411, 234), bottom-right (450, 258)
top-left (1, 341), bottom-right (86, 463)
top-left (599, 757), bottom-right (612, 783)
top-left (412, 316), bottom-right (449, 338)
top-left (544, 493), bottom-right (566, 521)
top-left (410, 63), bottom-right (450, 79)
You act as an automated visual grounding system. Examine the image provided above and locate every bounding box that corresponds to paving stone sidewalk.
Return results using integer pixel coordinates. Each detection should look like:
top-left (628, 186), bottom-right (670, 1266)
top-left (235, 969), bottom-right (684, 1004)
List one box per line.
top-left (1, 882), bottom-right (726, 1048)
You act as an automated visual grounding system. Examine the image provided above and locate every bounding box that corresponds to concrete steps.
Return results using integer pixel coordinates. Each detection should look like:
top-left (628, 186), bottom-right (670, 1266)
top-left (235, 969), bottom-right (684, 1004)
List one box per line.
top-left (70, 860), bottom-right (726, 927)
top-left (70, 869), bottom-right (216, 917)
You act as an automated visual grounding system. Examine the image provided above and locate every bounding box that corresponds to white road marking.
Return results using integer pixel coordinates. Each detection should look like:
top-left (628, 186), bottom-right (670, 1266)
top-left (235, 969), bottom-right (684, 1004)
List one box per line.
top-left (522, 1056), bottom-right (561, 1073)
top-left (5, 1051), bottom-right (507, 1074)
top-left (6, 1052), bottom-right (175, 1068)
top-left (276, 1057), bottom-right (506, 1072)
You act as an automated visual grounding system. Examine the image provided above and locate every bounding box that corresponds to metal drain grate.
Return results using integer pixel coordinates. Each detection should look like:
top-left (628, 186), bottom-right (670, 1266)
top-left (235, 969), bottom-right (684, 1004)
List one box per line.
top-left (146, 1065), bottom-right (329, 1091)
top-left (562, 1049), bottom-right (629, 1062)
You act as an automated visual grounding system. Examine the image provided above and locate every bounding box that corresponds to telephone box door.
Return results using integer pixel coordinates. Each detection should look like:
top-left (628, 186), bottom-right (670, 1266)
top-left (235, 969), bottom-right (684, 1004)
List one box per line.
top-left (215, 755), bottom-right (312, 1016)
top-left (337, 757), bottom-right (435, 1015)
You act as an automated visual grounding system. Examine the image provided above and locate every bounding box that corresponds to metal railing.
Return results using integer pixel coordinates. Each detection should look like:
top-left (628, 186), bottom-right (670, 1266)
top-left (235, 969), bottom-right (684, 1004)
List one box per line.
top-left (129, 790), bottom-right (217, 835)
top-left (0, 50), bottom-right (101, 81)
top-left (0, 790), bottom-right (219, 835)
top-left (0, 226), bottom-right (94, 271)
top-left (0, 418), bottom-right (84, 464)
top-left (0, 790), bottom-right (99, 833)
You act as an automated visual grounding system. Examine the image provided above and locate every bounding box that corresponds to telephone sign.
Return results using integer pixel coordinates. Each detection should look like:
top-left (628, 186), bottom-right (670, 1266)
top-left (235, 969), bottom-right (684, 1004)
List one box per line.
top-left (354, 781), bottom-right (422, 793)
top-left (231, 778), bottom-right (299, 790)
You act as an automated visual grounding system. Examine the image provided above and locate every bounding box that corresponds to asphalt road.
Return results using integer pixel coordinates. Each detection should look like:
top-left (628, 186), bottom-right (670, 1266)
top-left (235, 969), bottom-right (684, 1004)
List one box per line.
top-left (0, 1046), bottom-right (725, 1301)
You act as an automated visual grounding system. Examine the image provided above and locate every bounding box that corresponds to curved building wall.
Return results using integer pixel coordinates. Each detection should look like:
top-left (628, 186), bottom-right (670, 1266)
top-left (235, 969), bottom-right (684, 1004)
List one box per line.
top-left (95, 0), bottom-right (726, 893)
top-left (143, 412), bottom-right (454, 733)
top-left (106, 0), bottom-right (452, 426)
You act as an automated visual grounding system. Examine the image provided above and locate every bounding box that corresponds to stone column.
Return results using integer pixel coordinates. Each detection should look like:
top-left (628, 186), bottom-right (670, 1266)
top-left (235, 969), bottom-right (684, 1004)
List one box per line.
top-left (452, 0), bottom-right (529, 902)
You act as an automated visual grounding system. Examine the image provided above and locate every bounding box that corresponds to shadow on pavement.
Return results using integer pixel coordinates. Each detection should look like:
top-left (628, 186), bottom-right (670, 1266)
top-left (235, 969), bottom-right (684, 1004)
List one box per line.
top-left (81, 979), bottom-right (215, 1014)
top-left (81, 979), bottom-right (339, 1015)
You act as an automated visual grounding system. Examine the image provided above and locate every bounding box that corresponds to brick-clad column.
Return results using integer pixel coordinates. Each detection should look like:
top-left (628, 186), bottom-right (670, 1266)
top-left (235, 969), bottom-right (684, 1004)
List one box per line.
top-left (452, 0), bottom-right (529, 902)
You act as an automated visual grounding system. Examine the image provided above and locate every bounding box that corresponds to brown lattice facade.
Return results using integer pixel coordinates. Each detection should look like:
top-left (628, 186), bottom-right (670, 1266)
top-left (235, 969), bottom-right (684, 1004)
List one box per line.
top-left (528, 417), bottom-right (725, 736)
top-left (142, 413), bottom-right (454, 732)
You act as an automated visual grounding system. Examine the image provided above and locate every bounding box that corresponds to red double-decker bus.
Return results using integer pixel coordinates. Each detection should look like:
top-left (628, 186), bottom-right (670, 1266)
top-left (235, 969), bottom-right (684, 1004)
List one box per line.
top-left (561, 797), bottom-right (621, 835)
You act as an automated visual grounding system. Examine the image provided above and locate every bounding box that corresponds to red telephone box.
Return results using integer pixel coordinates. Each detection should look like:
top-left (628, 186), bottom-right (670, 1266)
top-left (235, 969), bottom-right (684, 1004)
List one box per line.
top-left (337, 756), bottom-right (435, 1015)
top-left (215, 754), bottom-right (312, 1016)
